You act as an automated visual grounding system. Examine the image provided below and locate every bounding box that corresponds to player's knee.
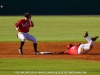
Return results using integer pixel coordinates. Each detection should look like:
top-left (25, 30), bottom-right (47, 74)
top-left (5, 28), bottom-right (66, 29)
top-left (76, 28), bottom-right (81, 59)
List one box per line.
top-left (26, 36), bottom-right (37, 43)
top-left (21, 38), bottom-right (26, 42)
top-left (33, 38), bottom-right (37, 43)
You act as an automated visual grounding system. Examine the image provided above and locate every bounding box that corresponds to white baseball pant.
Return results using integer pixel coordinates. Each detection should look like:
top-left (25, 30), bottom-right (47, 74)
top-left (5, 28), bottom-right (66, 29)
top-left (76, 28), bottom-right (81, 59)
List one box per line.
top-left (18, 32), bottom-right (37, 43)
top-left (78, 36), bottom-right (94, 54)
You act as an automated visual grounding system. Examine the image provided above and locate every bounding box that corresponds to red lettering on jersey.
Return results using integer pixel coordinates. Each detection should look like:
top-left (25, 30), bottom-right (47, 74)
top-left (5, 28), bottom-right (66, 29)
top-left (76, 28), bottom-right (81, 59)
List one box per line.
top-left (15, 19), bottom-right (33, 33)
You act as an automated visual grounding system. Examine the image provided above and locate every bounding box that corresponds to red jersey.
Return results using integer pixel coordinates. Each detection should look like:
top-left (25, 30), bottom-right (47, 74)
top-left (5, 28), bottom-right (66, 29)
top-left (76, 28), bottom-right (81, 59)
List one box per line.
top-left (64, 45), bottom-right (79, 55)
top-left (15, 19), bottom-right (34, 33)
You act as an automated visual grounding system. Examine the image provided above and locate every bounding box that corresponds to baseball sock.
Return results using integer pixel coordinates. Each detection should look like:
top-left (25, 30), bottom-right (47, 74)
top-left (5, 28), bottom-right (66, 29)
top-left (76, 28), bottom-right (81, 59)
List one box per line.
top-left (19, 41), bottom-right (25, 49)
top-left (33, 43), bottom-right (37, 52)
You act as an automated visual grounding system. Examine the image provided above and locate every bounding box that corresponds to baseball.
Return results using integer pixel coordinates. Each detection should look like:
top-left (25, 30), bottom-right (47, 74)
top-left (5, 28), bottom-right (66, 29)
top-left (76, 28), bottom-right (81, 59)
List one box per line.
top-left (0, 5), bottom-right (3, 8)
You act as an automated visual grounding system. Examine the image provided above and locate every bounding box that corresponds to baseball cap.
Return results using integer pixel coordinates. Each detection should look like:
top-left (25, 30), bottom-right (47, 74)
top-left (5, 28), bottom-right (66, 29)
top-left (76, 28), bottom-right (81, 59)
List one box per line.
top-left (67, 44), bottom-right (74, 49)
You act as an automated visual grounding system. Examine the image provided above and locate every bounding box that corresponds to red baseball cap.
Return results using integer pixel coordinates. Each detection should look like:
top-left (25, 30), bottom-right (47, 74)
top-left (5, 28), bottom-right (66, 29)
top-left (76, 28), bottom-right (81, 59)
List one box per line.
top-left (67, 44), bottom-right (74, 49)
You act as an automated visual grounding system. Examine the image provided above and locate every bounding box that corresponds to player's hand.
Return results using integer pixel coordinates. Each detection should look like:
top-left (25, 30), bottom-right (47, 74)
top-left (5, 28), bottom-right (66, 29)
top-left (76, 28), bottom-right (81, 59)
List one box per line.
top-left (28, 19), bottom-right (32, 22)
top-left (15, 27), bottom-right (19, 31)
top-left (29, 14), bottom-right (31, 19)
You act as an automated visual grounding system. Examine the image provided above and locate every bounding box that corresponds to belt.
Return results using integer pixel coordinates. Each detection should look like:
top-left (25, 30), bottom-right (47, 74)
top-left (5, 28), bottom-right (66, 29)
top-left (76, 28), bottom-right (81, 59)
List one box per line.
top-left (18, 32), bottom-right (27, 33)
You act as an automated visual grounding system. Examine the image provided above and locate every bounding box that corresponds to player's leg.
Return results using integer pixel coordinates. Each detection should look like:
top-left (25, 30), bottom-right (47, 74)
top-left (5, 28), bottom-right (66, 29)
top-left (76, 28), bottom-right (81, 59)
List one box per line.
top-left (84, 32), bottom-right (94, 48)
top-left (26, 34), bottom-right (39, 54)
top-left (78, 43), bottom-right (91, 54)
top-left (91, 36), bottom-right (99, 41)
top-left (33, 43), bottom-right (38, 53)
top-left (18, 41), bottom-right (24, 55)
top-left (78, 32), bottom-right (94, 54)
top-left (84, 32), bottom-right (99, 42)
top-left (78, 32), bottom-right (99, 54)
top-left (84, 31), bottom-right (92, 42)
top-left (18, 32), bottom-right (26, 55)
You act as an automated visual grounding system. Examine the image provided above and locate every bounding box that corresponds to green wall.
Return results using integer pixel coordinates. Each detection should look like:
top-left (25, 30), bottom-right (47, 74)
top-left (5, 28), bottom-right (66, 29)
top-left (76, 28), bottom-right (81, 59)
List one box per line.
top-left (0, 0), bottom-right (100, 15)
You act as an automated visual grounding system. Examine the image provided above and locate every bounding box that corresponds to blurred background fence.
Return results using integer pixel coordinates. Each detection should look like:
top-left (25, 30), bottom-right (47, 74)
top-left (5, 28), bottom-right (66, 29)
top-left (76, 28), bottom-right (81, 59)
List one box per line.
top-left (0, 0), bottom-right (100, 15)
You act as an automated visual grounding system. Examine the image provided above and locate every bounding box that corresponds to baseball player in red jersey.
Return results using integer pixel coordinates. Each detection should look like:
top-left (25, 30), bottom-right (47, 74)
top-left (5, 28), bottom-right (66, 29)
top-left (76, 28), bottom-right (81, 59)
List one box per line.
top-left (56, 31), bottom-right (99, 55)
top-left (15, 12), bottom-right (39, 55)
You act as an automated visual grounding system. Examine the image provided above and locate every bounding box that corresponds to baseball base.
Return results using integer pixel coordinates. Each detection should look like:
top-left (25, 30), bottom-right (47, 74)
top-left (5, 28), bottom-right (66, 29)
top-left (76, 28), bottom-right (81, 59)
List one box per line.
top-left (40, 52), bottom-right (52, 55)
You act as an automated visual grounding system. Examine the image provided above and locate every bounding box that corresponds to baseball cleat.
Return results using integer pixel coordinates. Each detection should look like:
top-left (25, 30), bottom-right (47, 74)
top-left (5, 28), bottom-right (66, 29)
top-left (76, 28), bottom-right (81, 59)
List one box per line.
top-left (84, 31), bottom-right (88, 37)
top-left (34, 51), bottom-right (40, 54)
top-left (91, 36), bottom-right (99, 41)
top-left (18, 49), bottom-right (23, 55)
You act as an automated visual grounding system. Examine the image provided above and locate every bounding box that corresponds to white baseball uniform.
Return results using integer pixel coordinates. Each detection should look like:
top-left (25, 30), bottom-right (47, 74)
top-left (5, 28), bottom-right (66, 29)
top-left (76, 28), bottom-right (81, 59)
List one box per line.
top-left (78, 36), bottom-right (94, 54)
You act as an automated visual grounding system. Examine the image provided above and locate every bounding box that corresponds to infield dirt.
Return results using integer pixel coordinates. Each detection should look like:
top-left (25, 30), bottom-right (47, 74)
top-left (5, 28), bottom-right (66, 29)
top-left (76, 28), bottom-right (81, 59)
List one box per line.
top-left (0, 42), bottom-right (100, 61)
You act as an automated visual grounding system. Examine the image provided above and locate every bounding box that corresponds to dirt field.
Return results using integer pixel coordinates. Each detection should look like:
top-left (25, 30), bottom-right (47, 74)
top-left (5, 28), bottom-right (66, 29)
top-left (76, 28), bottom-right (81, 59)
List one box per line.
top-left (0, 42), bottom-right (100, 61)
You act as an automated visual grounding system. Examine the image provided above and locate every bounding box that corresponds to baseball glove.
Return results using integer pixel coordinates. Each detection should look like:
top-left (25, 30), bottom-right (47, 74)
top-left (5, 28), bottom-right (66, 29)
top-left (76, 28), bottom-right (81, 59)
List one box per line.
top-left (24, 12), bottom-right (31, 19)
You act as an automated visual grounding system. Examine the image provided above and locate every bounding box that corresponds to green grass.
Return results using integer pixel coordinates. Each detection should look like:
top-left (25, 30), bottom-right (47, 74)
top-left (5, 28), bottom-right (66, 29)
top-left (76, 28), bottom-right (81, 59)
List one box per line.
top-left (0, 16), bottom-right (100, 75)
top-left (0, 58), bottom-right (100, 75)
top-left (0, 16), bottom-right (100, 42)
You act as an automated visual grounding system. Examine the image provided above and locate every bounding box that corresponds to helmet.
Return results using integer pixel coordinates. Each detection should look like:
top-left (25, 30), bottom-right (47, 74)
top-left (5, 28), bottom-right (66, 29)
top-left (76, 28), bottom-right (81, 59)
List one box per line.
top-left (67, 44), bottom-right (74, 49)
top-left (24, 12), bottom-right (31, 19)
